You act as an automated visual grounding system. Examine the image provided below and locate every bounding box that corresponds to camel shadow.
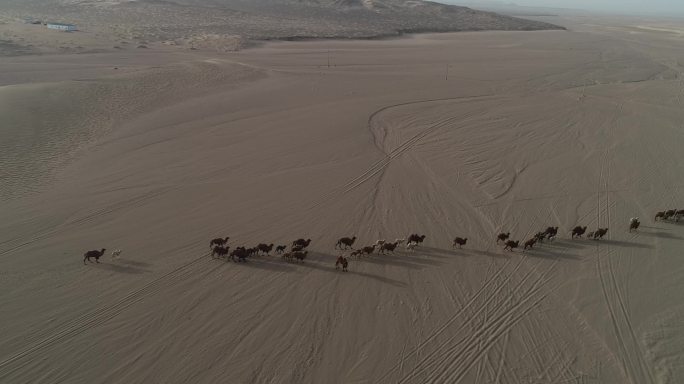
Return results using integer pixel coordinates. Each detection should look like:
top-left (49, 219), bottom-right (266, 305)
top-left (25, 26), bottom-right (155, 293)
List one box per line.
top-left (360, 253), bottom-right (442, 269)
top-left (543, 240), bottom-right (586, 250)
top-left (465, 249), bottom-right (509, 259)
top-left (417, 246), bottom-right (452, 258)
top-left (90, 261), bottom-right (151, 274)
top-left (299, 252), bottom-right (408, 287)
top-left (641, 225), bottom-right (672, 230)
top-left (117, 259), bottom-right (152, 268)
top-left (522, 248), bottom-right (581, 260)
top-left (638, 231), bottom-right (684, 240)
top-left (593, 239), bottom-right (653, 249)
top-left (227, 255), bottom-right (297, 272)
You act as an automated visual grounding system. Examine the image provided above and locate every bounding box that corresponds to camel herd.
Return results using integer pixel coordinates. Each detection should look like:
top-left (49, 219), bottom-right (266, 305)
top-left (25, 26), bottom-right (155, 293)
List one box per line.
top-left (82, 209), bottom-right (681, 266)
top-left (655, 209), bottom-right (684, 222)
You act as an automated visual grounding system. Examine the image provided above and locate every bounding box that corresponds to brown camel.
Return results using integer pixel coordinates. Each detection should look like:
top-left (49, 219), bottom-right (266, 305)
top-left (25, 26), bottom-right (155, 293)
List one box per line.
top-left (257, 243), bottom-right (274, 256)
top-left (209, 237), bottom-right (230, 248)
top-left (361, 245), bottom-right (376, 256)
top-left (523, 238), bottom-right (536, 250)
top-left (503, 240), bottom-right (519, 251)
top-left (571, 226), bottom-right (587, 239)
top-left (593, 228), bottom-right (608, 240)
top-left (292, 238), bottom-right (312, 249)
top-left (544, 227), bottom-right (559, 239)
top-left (379, 241), bottom-right (399, 254)
top-left (335, 236), bottom-right (357, 250)
top-left (83, 248), bottom-right (106, 264)
top-left (230, 247), bottom-right (248, 262)
top-left (275, 245), bottom-right (287, 254)
top-left (496, 232), bottom-right (510, 243)
top-left (212, 245), bottom-right (229, 258)
top-left (335, 255), bottom-right (349, 272)
top-left (452, 237), bottom-right (467, 249)
top-left (293, 251), bottom-right (308, 263)
top-left (407, 234), bottom-right (426, 244)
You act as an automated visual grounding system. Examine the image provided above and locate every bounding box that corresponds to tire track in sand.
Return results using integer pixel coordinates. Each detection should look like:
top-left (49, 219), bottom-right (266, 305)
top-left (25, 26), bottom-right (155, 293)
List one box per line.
top-left (0, 187), bottom-right (173, 258)
top-left (375, 257), bottom-right (518, 383)
top-left (308, 96), bottom-right (495, 211)
top-left (595, 102), bottom-right (655, 384)
top-left (0, 246), bottom-right (213, 378)
top-left (403, 261), bottom-right (555, 384)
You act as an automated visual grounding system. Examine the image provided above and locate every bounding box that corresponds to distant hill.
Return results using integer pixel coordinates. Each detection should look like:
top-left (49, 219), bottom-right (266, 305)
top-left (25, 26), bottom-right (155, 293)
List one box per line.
top-left (3, 0), bottom-right (564, 47)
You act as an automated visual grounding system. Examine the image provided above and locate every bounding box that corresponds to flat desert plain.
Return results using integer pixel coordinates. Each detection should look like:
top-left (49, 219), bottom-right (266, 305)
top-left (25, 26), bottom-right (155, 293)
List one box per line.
top-left (2, 16), bottom-right (684, 384)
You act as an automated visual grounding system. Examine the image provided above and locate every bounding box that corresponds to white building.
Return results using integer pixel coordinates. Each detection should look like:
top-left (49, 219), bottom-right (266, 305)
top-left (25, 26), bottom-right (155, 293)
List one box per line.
top-left (47, 23), bottom-right (77, 31)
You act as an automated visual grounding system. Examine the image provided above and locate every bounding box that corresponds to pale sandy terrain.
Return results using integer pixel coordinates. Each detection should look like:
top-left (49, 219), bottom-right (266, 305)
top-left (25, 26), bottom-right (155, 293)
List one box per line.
top-left (2, 14), bottom-right (684, 384)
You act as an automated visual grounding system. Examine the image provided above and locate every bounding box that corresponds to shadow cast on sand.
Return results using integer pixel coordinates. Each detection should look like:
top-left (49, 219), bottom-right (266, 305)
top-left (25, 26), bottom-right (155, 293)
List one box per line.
top-left (90, 261), bottom-right (151, 274)
top-left (465, 249), bottom-right (509, 259)
top-left (542, 240), bottom-right (587, 250)
top-left (593, 239), bottom-right (654, 249)
top-left (116, 258), bottom-right (152, 268)
top-left (638, 231), bottom-right (684, 240)
top-left (521, 248), bottom-right (581, 260)
top-left (218, 255), bottom-right (298, 272)
top-left (360, 253), bottom-right (442, 270)
top-left (299, 252), bottom-right (408, 287)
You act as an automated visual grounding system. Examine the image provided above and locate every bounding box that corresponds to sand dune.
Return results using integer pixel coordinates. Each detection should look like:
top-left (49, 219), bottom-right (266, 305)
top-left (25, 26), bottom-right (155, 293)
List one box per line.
top-left (2, 16), bottom-right (684, 384)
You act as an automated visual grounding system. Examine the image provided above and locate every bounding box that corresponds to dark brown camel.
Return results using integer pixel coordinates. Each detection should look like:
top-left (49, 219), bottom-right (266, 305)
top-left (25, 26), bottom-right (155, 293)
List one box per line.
top-left (496, 232), bottom-right (510, 243)
top-left (361, 245), bottom-right (376, 256)
top-left (407, 234), bottom-right (426, 244)
top-left (379, 241), bottom-right (399, 254)
top-left (282, 252), bottom-right (294, 262)
top-left (83, 248), bottom-right (106, 264)
top-left (293, 251), bottom-right (308, 263)
top-left (655, 210), bottom-right (676, 221)
top-left (523, 238), bottom-right (536, 250)
top-left (629, 218), bottom-right (640, 232)
top-left (350, 250), bottom-right (363, 259)
top-left (452, 237), bottom-right (467, 249)
top-left (544, 227), bottom-right (558, 240)
top-left (209, 237), bottom-right (229, 248)
top-left (292, 238), bottom-right (312, 249)
top-left (571, 226), bottom-right (587, 239)
top-left (257, 243), bottom-right (274, 256)
top-left (212, 245), bottom-right (229, 259)
top-left (503, 240), bottom-right (519, 251)
top-left (676, 210), bottom-right (684, 221)
top-left (275, 245), bottom-right (287, 254)
top-left (230, 247), bottom-right (248, 262)
top-left (335, 255), bottom-right (349, 272)
top-left (593, 228), bottom-right (608, 240)
top-left (335, 236), bottom-right (357, 250)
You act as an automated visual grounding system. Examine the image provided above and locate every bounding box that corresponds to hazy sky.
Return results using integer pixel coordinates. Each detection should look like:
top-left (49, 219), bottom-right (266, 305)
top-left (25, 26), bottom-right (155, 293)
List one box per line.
top-left (445, 0), bottom-right (684, 15)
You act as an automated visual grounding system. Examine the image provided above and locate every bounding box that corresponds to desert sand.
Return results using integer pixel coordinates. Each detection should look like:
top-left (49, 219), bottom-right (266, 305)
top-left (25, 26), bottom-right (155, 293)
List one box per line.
top-left (2, 12), bottom-right (684, 384)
